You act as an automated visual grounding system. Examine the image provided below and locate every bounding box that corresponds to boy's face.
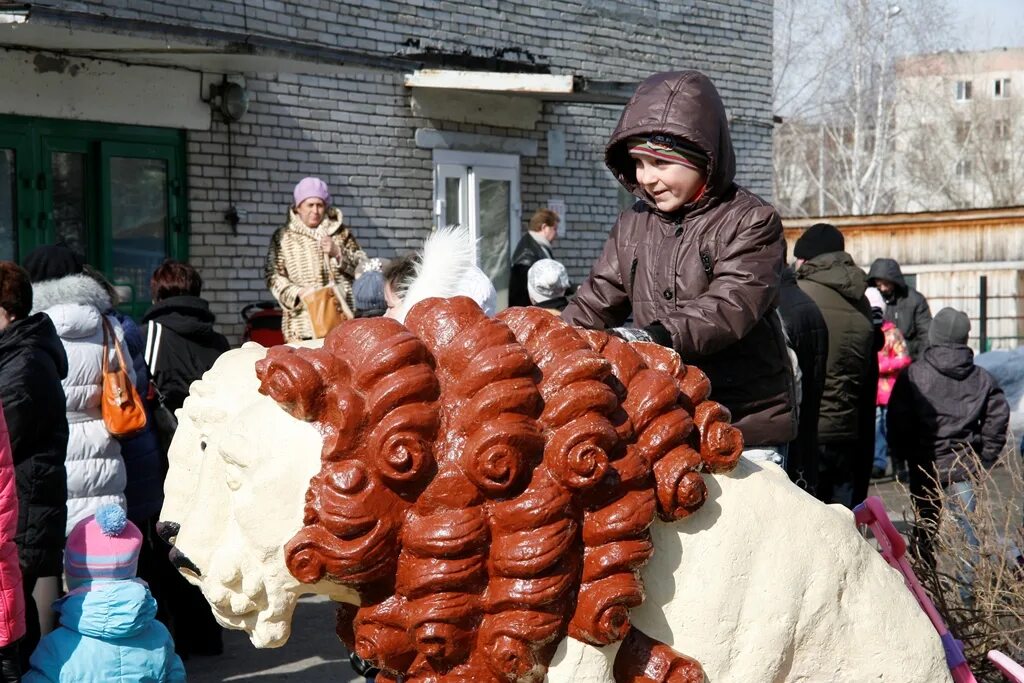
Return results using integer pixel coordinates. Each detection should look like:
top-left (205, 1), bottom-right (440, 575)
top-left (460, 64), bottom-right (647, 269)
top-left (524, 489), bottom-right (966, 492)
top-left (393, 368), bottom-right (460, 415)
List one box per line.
top-left (633, 157), bottom-right (705, 214)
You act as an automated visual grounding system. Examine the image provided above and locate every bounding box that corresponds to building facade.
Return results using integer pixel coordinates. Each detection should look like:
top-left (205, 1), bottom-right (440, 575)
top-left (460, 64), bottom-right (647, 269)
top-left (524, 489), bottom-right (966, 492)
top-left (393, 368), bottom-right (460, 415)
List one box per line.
top-left (892, 47), bottom-right (1024, 213)
top-left (0, 1), bottom-right (775, 340)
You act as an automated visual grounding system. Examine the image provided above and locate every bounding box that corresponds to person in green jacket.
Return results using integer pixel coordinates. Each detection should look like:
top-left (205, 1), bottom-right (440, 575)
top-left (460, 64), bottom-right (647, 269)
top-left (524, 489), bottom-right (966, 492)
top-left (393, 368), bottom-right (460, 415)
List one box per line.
top-left (794, 224), bottom-right (877, 507)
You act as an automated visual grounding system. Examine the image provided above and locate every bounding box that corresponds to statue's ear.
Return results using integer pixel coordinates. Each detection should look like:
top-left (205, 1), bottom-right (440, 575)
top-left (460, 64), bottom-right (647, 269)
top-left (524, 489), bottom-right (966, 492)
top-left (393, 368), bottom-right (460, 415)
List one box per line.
top-left (256, 346), bottom-right (325, 421)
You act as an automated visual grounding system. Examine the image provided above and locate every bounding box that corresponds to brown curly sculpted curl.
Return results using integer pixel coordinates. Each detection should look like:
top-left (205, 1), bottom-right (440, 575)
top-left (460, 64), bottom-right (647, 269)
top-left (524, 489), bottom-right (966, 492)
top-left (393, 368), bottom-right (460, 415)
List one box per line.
top-left (255, 299), bottom-right (743, 683)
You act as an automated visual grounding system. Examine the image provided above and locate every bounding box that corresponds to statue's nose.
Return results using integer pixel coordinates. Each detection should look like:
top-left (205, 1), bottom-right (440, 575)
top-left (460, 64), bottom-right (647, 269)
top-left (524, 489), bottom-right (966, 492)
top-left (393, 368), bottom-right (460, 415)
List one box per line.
top-left (156, 521), bottom-right (179, 544)
top-left (169, 546), bottom-right (202, 577)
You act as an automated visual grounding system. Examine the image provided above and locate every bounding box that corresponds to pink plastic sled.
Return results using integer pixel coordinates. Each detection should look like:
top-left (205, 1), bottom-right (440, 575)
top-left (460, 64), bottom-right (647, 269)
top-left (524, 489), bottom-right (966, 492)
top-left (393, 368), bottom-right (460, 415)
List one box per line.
top-left (853, 496), bottom-right (1024, 683)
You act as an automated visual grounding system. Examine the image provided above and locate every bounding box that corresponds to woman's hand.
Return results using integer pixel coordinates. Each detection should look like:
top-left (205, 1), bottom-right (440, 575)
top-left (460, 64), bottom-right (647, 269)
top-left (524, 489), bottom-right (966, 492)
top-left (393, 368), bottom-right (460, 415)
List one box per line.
top-left (320, 235), bottom-right (340, 259)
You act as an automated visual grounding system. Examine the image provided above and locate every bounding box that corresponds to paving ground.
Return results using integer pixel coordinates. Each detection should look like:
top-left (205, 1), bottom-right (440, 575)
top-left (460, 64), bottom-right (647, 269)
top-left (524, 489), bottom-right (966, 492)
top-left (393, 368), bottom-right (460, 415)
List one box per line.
top-left (182, 468), bottom-right (1018, 682)
top-left (184, 594), bottom-right (362, 682)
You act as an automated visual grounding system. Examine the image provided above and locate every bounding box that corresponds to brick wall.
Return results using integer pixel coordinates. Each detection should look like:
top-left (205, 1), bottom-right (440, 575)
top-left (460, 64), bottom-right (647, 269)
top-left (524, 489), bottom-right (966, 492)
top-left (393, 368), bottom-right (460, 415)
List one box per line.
top-left (52, 0), bottom-right (774, 341)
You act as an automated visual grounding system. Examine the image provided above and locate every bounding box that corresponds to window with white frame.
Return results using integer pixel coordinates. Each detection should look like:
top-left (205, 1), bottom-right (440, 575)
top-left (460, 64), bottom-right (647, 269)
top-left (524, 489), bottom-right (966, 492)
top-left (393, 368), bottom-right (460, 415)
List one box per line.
top-left (955, 80), bottom-right (972, 101)
top-left (993, 159), bottom-right (1010, 175)
top-left (994, 78), bottom-right (1011, 98)
top-left (955, 159), bottom-right (972, 178)
top-left (995, 118), bottom-right (1010, 140)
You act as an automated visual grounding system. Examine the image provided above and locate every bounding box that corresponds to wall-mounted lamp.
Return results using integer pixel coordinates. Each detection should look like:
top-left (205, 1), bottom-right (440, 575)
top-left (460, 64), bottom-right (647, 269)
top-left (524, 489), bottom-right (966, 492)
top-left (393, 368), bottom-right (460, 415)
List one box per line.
top-left (209, 80), bottom-right (250, 122)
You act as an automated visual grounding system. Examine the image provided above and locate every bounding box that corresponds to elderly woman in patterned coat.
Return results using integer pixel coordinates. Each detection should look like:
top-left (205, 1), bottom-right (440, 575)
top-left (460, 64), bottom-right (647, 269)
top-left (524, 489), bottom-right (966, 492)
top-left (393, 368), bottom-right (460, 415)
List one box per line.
top-left (264, 177), bottom-right (367, 342)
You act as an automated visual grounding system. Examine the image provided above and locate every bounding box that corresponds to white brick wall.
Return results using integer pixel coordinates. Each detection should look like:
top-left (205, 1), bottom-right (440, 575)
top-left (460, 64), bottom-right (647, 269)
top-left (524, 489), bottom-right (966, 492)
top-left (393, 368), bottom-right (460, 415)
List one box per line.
top-left (55, 0), bottom-right (774, 341)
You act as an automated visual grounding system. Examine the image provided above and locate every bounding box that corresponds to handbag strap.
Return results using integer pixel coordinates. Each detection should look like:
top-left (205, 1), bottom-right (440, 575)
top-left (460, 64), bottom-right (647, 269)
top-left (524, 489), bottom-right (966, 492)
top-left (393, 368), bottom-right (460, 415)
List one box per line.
top-left (101, 316), bottom-right (111, 375)
top-left (313, 223), bottom-right (338, 287)
top-left (323, 252), bottom-right (337, 286)
top-left (101, 316), bottom-right (129, 375)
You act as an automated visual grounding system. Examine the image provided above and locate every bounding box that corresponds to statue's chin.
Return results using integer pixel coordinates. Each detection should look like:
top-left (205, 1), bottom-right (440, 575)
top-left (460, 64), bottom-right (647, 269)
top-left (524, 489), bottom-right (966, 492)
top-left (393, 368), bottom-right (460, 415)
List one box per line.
top-left (248, 619), bottom-right (291, 649)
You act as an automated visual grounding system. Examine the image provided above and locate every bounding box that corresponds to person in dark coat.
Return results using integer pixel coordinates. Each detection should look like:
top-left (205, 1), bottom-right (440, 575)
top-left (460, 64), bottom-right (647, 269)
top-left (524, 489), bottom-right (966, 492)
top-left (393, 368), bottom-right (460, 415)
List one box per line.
top-left (509, 208), bottom-right (559, 307)
top-left (794, 225), bottom-right (875, 507)
top-left (777, 266), bottom-right (828, 494)
top-left (0, 261), bottom-right (69, 670)
top-left (887, 307), bottom-right (1009, 573)
top-left (562, 70), bottom-right (797, 456)
top-left (140, 259), bottom-right (228, 659)
top-left (866, 258), bottom-right (932, 361)
top-left (84, 263), bottom-right (171, 629)
top-left (142, 261), bottom-right (230, 414)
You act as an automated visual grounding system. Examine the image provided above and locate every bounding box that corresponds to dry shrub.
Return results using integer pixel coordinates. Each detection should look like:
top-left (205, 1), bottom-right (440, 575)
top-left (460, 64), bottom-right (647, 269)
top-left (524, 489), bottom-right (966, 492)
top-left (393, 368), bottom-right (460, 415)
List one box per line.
top-left (904, 444), bottom-right (1024, 681)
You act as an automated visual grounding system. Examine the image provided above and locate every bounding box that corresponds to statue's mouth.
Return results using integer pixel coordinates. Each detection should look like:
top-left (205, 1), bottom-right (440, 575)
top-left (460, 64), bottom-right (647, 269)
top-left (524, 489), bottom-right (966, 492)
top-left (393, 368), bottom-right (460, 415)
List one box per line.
top-left (169, 546), bottom-right (202, 578)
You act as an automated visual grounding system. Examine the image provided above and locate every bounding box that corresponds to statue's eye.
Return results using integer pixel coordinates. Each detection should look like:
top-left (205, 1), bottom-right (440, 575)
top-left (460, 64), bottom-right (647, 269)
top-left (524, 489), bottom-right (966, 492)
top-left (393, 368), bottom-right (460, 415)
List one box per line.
top-left (218, 432), bottom-right (249, 493)
top-left (200, 440), bottom-right (208, 452)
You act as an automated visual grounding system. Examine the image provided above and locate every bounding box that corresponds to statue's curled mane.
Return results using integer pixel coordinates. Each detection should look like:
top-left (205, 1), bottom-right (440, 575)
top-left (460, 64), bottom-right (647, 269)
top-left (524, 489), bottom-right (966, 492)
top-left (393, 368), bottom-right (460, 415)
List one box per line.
top-left (254, 299), bottom-right (743, 683)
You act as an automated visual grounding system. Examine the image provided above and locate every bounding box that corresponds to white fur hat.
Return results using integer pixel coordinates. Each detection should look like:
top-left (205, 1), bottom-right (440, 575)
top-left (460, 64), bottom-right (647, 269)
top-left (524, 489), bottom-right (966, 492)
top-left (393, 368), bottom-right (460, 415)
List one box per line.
top-left (527, 259), bottom-right (569, 304)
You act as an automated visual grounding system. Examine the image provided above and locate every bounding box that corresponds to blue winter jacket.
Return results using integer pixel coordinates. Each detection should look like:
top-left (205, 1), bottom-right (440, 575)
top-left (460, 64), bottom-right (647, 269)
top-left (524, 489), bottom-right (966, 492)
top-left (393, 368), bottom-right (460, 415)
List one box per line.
top-left (24, 579), bottom-right (186, 682)
top-left (113, 313), bottom-right (164, 523)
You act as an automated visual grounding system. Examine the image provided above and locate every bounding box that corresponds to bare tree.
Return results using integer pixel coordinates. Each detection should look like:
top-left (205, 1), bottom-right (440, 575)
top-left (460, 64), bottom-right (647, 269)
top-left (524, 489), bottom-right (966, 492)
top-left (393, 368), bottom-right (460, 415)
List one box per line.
top-left (774, 0), bottom-right (955, 217)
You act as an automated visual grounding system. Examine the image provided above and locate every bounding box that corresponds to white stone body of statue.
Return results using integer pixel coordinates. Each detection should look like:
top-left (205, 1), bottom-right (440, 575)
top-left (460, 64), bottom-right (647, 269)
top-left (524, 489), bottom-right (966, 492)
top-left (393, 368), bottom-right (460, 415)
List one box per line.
top-left (159, 344), bottom-right (952, 683)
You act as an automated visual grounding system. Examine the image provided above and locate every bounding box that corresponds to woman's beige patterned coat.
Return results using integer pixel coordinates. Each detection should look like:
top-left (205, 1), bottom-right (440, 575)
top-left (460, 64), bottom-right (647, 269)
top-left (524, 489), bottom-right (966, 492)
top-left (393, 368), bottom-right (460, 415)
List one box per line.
top-left (264, 207), bottom-right (367, 342)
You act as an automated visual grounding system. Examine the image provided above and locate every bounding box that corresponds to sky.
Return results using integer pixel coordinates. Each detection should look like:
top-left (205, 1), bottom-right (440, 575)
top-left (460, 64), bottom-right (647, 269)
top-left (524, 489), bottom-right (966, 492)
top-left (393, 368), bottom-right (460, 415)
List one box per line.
top-left (955, 0), bottom-right (1024, 50)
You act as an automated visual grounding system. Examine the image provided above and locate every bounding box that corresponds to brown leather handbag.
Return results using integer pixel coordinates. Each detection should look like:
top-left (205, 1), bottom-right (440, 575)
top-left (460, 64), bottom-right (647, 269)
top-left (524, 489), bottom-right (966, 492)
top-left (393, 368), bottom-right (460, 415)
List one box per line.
top-left (301, 255), bottom-right (353, 339)
top-left (101, 316), bottom-right (148, 437)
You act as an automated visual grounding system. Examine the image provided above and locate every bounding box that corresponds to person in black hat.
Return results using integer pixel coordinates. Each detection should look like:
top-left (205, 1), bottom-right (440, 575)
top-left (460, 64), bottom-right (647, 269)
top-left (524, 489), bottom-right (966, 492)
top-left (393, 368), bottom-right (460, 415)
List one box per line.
top-left (20, 242), bottom-right (84, 284)
top-left (793, 224), bottom-right (878, 507)
top-left (887, 307), bottom-right (1008, 578)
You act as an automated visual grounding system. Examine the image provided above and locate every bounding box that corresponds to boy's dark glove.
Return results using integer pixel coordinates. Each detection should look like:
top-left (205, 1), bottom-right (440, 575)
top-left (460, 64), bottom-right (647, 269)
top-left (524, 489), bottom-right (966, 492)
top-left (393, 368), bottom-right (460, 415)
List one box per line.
top-left (349, 653), bottom-right (379, 677)
top-left (607, 322), bottom-right (671, 347)
top-left (0, 640), bottom-right (21, 682)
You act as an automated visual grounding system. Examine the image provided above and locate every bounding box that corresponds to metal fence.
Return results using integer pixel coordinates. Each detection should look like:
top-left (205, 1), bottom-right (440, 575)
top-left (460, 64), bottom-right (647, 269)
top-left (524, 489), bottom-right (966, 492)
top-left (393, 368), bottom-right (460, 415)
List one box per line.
top-left (926, 275), bottom-right (1023, 352)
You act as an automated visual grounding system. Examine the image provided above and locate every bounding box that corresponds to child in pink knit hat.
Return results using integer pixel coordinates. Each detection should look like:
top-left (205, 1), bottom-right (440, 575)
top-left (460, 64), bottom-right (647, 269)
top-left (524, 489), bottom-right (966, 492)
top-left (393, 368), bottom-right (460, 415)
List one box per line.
top-left (24, 504), bottom-right (184, 682)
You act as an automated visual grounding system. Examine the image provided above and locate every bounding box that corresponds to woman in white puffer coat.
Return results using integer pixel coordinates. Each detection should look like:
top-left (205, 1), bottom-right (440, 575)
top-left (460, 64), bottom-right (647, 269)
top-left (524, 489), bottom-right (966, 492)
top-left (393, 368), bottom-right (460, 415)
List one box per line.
top-left (24, 245), bottom-right (134, 535)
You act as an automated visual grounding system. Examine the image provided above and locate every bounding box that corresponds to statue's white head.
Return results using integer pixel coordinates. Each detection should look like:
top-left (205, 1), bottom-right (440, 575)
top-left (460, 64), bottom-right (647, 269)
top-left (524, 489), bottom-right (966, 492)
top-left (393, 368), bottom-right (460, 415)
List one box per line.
top-left (157, 344), bottom-right (358, 648)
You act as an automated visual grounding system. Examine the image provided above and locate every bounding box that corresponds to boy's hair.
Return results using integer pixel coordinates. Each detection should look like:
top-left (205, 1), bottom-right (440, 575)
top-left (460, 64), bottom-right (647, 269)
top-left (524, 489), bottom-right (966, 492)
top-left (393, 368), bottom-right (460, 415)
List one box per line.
top-left (0, 261), bottom-right (32, 319)
top-left (383, 253), bottom-right (417, 294)
top-left (529, 208), bottom-right (560, 233)
top-left (151, 259), bottom-right (203, 301)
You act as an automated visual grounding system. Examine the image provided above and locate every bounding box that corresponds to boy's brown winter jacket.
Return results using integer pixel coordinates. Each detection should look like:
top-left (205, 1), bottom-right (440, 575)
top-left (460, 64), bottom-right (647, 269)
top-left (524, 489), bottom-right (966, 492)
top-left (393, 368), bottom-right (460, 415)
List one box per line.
top-left (562, 71), bottom-right (796, 447)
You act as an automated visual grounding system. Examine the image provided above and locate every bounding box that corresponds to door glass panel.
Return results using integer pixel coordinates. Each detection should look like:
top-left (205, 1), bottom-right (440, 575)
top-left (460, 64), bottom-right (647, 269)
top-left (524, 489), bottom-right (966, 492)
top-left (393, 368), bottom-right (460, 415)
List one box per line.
top-left (52, 151), bottom-right (87, 257)
top-left (478, 178), bottom-right (511, 303)
top-left (444, 177), bottom-right (460, 226)
top-left (110, 157), bottom-right (168, 304)
top-left (0, 150), bottom-right (15, 261)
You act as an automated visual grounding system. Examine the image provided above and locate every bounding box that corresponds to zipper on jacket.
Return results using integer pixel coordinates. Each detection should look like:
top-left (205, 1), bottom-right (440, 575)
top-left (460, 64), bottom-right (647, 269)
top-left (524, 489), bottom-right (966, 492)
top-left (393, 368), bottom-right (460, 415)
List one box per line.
top-left (629, 256), bottom-right (638, 295)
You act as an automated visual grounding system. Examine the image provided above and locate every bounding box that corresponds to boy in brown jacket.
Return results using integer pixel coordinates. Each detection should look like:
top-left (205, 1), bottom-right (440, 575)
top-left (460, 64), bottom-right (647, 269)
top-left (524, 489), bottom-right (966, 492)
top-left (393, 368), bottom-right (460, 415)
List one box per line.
top-left (563, 70), bottom-right (797, 458)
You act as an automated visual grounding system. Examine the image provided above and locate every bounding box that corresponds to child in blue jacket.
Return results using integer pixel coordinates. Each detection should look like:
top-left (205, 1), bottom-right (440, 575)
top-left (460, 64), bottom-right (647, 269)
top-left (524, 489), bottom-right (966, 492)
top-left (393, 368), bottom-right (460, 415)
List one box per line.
top-left (24, 504), bottom-right (185, 682)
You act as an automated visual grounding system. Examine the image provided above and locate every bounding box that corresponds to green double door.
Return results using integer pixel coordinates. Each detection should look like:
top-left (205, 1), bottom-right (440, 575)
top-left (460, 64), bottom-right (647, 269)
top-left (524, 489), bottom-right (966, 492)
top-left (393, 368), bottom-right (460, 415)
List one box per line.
top-left (0, 115), bottom-right (188, 318)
